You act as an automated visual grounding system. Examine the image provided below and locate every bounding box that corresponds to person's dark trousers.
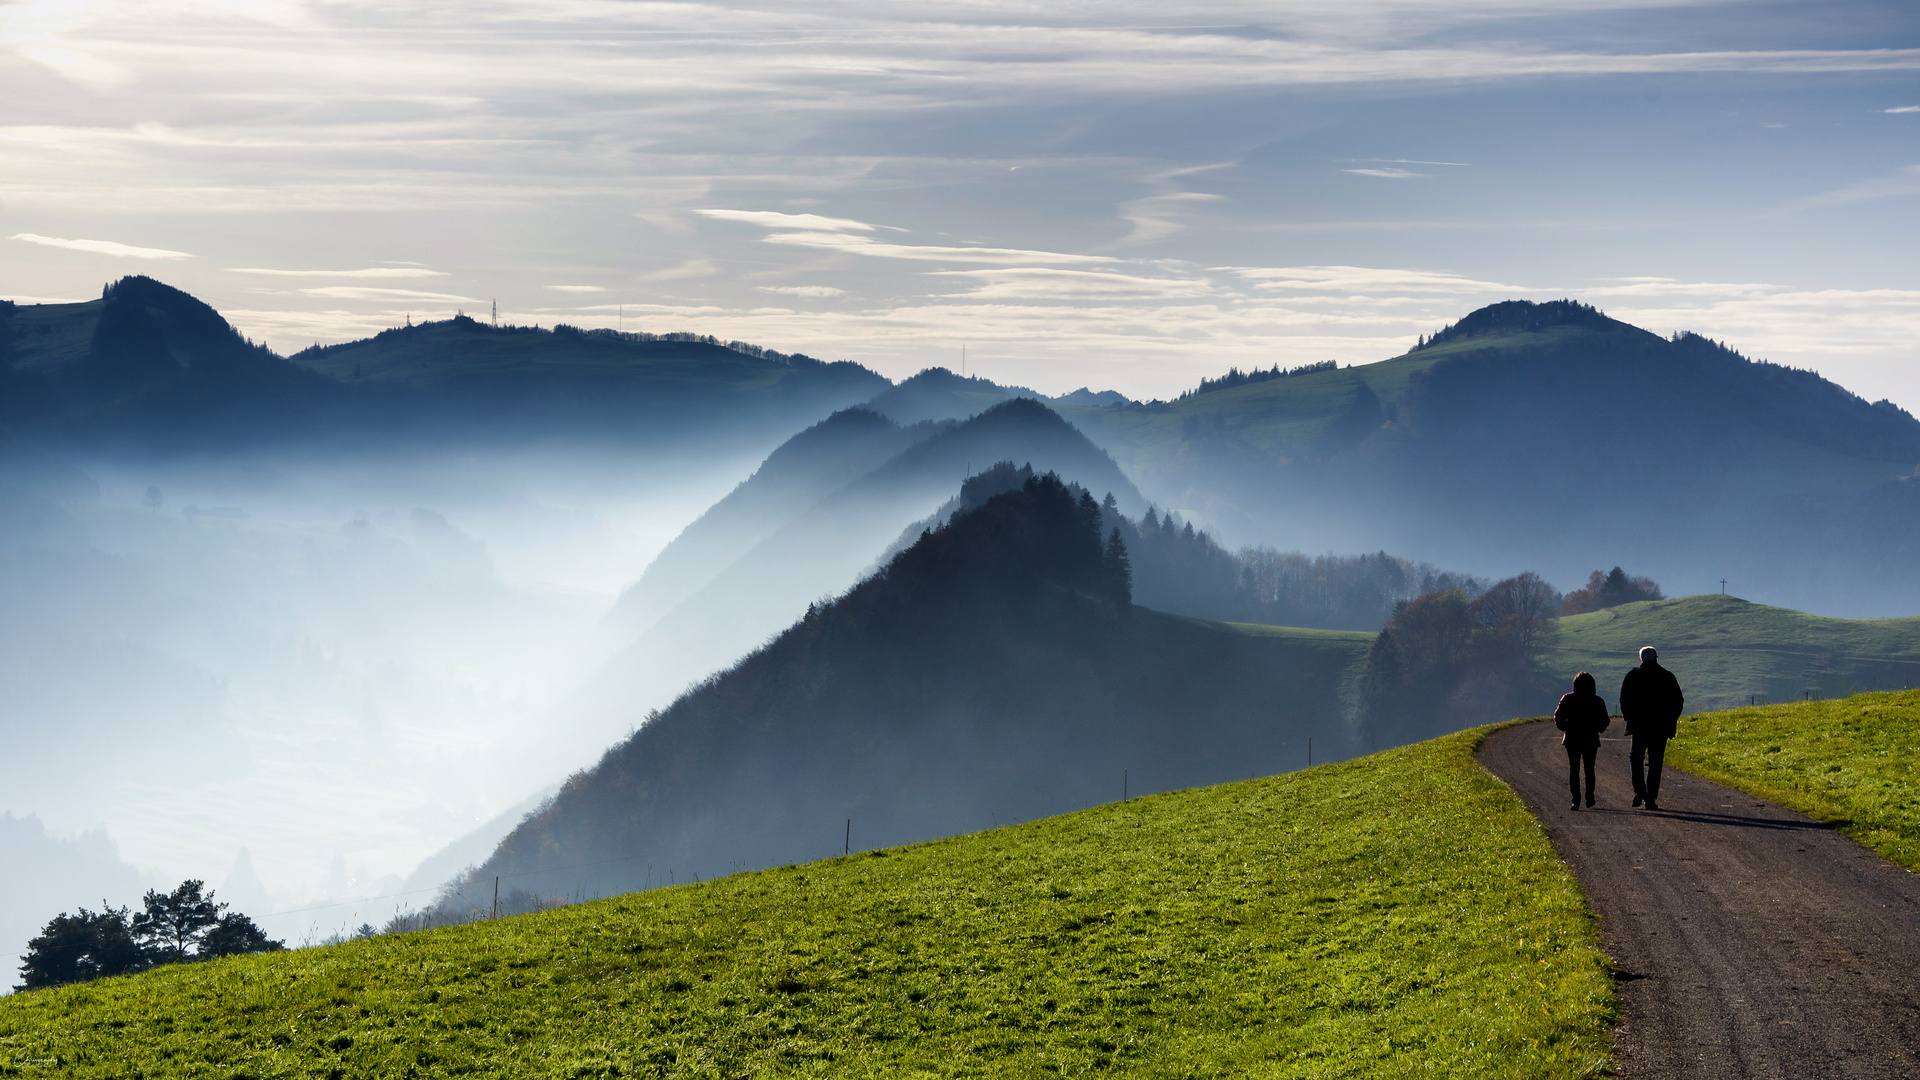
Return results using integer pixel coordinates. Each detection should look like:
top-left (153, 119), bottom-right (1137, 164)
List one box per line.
top-left (1631, 734), bottom-right (1669, 802)
top-left (1566, 744), bottom-right (1598, 805)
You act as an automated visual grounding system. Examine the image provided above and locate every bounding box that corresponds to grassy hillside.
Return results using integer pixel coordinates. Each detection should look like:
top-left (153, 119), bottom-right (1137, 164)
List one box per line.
top-left (1542, 594), bottom-right (1920, 711)
top-left (0, 729), bottom-right (1614, 1078)
top-left (1666, 690), bottom-right (1920, 871)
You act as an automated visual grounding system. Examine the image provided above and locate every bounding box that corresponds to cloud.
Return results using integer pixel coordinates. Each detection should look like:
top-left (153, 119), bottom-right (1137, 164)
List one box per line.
top-left (1784, 164), bottom-right (1920, 210)
top-left (757, 285), bottom-right (846, 297)
top-left (298, 287), bottom-right (478, 302)
top-left (1119, 192), bottom-right (1227, 244)
top-left (231, 267), bottom-right (446, 278)
top-left (10, 233), bottom-right (192, 259)
top-left (930, 268), bottom-right (1215, 299)
top-left (643, 258), bottom-right (719, 281)
top-left (1343, 167), bottom-right (1427, 179)
top-left (763, 230), bottom-right (1116, 266)
top-left (545, 285), bottom-right (605, 293)
top-left (695, 210), bottom-right (879, 233)
top-left (1230, 266), bottom-right (1524, 293)
top-left (1888, 105), bottom-right (1920, 113)
top-left (0, 294), bottom-right (89, 305)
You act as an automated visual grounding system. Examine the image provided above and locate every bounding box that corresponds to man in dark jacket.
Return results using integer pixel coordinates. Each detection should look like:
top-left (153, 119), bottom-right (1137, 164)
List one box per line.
top-left (1619, 646), bottom-right (1684, 810)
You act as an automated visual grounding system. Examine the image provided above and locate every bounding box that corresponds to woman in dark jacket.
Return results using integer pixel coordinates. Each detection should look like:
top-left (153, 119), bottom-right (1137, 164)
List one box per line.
top-left (1554, 671), bottom-right (1611, 810)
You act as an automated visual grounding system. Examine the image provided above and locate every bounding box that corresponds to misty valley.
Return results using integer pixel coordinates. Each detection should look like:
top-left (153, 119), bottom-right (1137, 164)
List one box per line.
top-left (7, 277), bottom-right (1920, 1073)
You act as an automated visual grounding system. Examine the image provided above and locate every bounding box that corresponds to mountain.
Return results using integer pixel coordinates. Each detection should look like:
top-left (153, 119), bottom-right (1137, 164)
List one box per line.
top-left (290, 315), bottom-right (885, 444)
top-left (543, 399), bottom-right (1148, 778)
top-left (1, 277), bottom-right (363, 450)
top-left (602, 407), bottom-right (933, 643)
top-left (471, 472), bottom-right (1371, 899)
top-left (861, 367), bottom-right (1132, 425)
top-left (0, 277), bottom-right (888, 452)
top-left (1064, 299), bottom-right (1920, 616)
top-left (862, 367), bottom-right (1040, 424)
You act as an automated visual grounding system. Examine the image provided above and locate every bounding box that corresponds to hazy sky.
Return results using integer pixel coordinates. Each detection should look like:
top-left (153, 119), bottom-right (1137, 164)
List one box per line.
top-left (3, 0), bottom-right (1919, 402)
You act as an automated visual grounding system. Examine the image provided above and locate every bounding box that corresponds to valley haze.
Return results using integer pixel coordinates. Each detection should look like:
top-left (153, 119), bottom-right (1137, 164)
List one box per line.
top-left (3, 274), bottom-right (1916, 979)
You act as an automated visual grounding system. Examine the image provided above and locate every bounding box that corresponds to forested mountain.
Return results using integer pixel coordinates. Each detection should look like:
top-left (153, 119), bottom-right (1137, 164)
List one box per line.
top-left (0, 277), bottom-right (888, 453)
top-left (1064, 300), bottom-right (1920, 616)
top-left (547, 399), bottom-right (1146, 777)
top-left (457, 474), bottom-right (1370, 906)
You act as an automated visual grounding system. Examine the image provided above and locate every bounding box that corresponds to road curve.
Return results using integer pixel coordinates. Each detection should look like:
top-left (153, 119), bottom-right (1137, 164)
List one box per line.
top-left (1478, 722), bottom-right (1920, 1079)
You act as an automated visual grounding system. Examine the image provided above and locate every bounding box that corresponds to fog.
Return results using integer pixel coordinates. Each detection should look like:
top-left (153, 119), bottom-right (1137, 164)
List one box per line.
top-left (0, 441), bottom-right (760, 969)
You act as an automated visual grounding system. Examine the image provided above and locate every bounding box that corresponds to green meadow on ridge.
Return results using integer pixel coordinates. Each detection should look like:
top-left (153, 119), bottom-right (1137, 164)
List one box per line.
top-left (1669, 690), bottom-right (1920, 871)
top-left (1546, 595), bottom-right (1920, 713)
top-left (0, 730), bottom-right (1614, 1079)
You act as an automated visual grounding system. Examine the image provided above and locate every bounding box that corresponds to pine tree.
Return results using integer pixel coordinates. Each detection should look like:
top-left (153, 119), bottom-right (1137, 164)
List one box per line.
top-left (1103, 527), bottom-right (1132, 607)
top-left (130, 880), bottom-right (223, 964)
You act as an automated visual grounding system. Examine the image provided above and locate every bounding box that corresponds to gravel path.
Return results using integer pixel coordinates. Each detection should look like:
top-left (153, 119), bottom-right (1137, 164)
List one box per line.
top-left (1478, 722), bottom-right (1920, 1078)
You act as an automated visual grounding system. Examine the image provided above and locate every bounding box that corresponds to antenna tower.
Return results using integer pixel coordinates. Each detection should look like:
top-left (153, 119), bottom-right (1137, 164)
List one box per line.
top-left (491, 300), bottom-right (498, 327)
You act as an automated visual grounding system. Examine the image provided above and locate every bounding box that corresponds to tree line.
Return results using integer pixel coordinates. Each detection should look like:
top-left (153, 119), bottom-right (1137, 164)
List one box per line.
top-left (15, 880), bottom-right (282, 992)
top-left (1358, 566), bottom-right (1665, 743)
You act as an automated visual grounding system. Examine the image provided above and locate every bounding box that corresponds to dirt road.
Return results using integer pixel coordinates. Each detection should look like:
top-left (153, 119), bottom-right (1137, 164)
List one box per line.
top-left (1479, 722), bottom-right (1920, 1078)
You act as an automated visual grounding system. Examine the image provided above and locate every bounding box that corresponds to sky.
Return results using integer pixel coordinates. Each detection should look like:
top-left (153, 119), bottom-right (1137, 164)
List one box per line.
top-left (3, 0), bottom-right (1920, 403)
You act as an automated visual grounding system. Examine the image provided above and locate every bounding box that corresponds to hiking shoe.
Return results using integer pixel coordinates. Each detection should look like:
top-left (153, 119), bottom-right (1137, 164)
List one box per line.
top-left (1645, 800), bottom-right (1660, 811)
top-left (1632, 794), bottom-right (1644, 807)
top-left (1586, 798), bottom-right (1596, 808)
top-left (1570, 801), bottom-right (1581, 811)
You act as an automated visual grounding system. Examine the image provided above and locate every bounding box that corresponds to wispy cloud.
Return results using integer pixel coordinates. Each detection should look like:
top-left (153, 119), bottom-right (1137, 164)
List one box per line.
top-left (762, 231), bottom-right (1115, 266)
top-left (643, 258), bottom-right (719, 281)
top-left (231, 267), bottom-right (445, 278)
top-left (1118, 192), bottom-right (1227, 244)
top-left (545, 285), bottom-right (605, 293)
top-left (1887, 105), bottom-right (1920, 114)
top-left (757, 285), bottom-right (846, 297)
top-left (11, 233), bottom-right (191, 259)
top-left (1229, 266), bottom-right (1524, 293)
top-left (695, 210), bottom-right (881, 233)
top-left (931, 268), bottom-right (1215, 299)
top-left (1784, 164), bottom-right (1920, 210)
top-left (1343, 167), bottom-right (1427, 179)
top-left (298, 287), bottom-right (477, 302)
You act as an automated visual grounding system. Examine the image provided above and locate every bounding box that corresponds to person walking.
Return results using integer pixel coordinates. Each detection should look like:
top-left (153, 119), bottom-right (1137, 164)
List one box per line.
top-left (1553, 671), bottom-right (1610, 810)
top-left (1619, 646), bottom-right (1685, 810)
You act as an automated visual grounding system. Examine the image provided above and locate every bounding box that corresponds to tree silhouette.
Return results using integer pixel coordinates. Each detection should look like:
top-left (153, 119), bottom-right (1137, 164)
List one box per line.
top-left (1103, 527), bottom-right (1132, 606)
top-left (1558, 567), bottom-right (1664, 615)
top-left (199, 912), bottom-right (285, 958)
top-left (14, 907), bottom-right (146, 991)
top-left (131, 880), bottom-right (223, 964)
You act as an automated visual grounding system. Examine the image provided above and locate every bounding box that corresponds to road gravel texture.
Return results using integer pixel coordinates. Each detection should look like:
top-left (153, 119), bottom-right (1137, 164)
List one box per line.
top-left (1479, 722), bottom-right (1920, 1079)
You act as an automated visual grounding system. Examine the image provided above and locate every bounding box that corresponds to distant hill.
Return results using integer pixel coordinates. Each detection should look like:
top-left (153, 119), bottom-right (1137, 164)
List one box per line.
top-left (862, 367), bottom-right (1132, 425)
top-left (1065, 299), bottom-right (1920, 616)
top-left (0, 277), bottom-right (888, 452)
top-left (555, 400), bottom-right (1149, 776)
top-left (477, 472), bottom-right (1371, 899)
top-left (1544, 593), bottom-right (1920, 712)
top-left (596, 397), bottom-right (1139, 651)
top-left (602, 407), bottom-right (933, 641)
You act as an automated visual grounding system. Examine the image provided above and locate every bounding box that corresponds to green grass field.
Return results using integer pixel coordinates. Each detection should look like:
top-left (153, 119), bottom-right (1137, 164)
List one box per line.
top-left (1667, 690), bottom-right (1920, 871)
top-left (0, 730), bottom-right (1613, 1079)
top-left (1544, 595), bottom-right (1920, 712)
